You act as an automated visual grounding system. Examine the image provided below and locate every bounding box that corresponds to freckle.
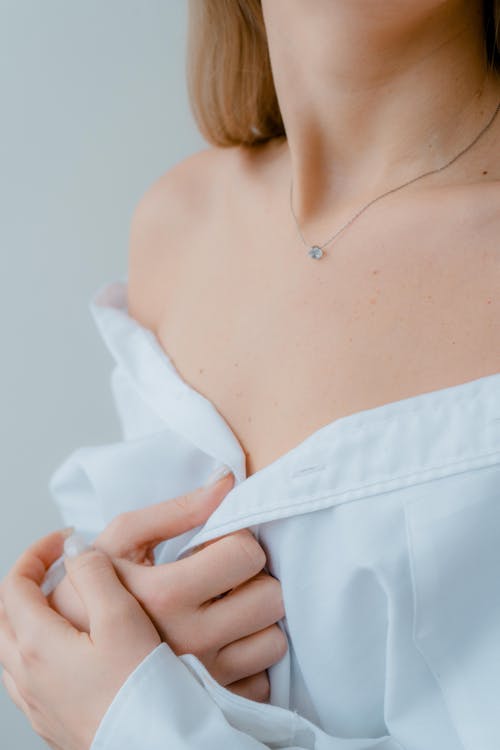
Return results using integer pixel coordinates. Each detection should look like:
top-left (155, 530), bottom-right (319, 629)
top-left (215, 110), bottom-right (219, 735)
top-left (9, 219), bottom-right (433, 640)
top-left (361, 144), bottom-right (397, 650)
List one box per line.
top-left (233, 362), bottom-right (239, 367)
top-left (483, 170), bottom-right (488, 175)
top-left (199, 368), bottom-right (204, 374)
top-left (451, 340), bottom-right (456, 344)
top-left (372, 269), bottom-right (380, 275)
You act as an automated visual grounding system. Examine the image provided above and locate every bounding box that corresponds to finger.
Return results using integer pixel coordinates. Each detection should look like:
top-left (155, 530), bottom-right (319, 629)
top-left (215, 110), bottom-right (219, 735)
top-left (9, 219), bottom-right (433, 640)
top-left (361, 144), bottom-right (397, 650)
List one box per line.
top-left (95, 471), bottom-right (234, 558)
top-left (201, 572), bottom-right (285, 646)
top-left (167, 529), bottom-right (266, 605)
top-left (213, 624), bottom-right (288, 686)
top-left (226, 671), bottom-right (271, 703)
top-left (2, 532), bottom-right (77, 645)
top-left (11, 529), bottom-right (72, 586)
top-left (1, 670), bottom-right (30, 715)
top-left (64, 545), bottom-right (143, 640)
top-left (47, 573), bottom-right (90, 633)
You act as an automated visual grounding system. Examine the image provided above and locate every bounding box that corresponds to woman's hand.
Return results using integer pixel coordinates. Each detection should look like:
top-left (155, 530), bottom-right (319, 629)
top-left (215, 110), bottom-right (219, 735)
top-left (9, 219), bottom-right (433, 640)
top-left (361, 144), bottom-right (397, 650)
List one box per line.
top-left (48, 472), bottom-right (235, 629)
top-left (49, 472), bottom-right (287, 703)
top-left (0, 529), bottom-right (161, 750)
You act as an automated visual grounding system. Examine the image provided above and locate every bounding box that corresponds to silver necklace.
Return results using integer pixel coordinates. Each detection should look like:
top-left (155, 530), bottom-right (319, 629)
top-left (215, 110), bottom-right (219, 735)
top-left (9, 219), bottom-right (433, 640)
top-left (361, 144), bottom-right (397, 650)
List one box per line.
top-left (289, 99), bottom-right (500, 260)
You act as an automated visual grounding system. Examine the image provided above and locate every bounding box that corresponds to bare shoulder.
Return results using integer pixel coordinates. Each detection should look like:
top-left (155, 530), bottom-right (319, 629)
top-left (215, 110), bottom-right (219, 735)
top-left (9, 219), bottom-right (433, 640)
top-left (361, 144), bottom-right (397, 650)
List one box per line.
top-left (126, 144), bottom-right (244, 332)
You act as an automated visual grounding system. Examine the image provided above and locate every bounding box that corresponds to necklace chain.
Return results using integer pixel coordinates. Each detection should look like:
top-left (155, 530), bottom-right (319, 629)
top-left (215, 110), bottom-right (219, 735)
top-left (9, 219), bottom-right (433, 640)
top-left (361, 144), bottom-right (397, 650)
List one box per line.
top-left (289, 99), bottom-right (500, 260)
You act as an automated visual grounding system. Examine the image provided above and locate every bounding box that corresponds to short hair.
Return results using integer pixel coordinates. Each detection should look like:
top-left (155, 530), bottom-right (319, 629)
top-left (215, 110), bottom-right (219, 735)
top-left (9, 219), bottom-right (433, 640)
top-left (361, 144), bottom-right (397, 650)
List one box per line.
top-left (186, 0), bottom-right (500, 148)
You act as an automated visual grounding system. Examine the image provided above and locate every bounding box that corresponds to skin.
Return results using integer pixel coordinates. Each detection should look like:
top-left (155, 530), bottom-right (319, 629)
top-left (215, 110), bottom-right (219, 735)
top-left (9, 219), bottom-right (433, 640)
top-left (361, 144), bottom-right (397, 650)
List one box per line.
top-left (49, 472), bottom-right (287, 699)
top-left (1, 1), bottom-right (500, 747)
top-left (0, 476), bottom-right (287, 749)
top-left (0, 531), bottom-right (162, 750)
top-left (131, 0), bottom-right (500, 477)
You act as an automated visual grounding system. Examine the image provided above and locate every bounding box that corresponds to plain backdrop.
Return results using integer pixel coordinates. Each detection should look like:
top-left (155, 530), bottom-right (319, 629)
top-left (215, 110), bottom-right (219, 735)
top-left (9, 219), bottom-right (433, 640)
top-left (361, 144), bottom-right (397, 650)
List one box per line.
top-left (0, 2), bottom-right (205, 746)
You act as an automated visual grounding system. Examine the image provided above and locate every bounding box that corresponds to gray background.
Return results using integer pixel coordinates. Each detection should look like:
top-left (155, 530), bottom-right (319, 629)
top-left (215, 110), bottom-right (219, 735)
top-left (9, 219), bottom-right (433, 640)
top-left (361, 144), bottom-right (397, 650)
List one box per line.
top-left (0, 2), bottom-right (205, 746)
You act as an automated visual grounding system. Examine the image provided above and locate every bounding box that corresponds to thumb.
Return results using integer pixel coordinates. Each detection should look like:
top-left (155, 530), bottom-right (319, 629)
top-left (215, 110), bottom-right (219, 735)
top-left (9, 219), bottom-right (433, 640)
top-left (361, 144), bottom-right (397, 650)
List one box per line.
top-left (63, 536), bottom-right (136, 637)
top-left (95, 465), bottom-right (235, 559)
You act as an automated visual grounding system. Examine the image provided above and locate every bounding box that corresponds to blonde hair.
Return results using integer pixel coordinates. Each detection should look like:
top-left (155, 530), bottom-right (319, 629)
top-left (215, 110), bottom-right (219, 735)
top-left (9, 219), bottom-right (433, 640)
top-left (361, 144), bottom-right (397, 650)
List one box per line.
top-left (186, 0), bottom-right (500, 148)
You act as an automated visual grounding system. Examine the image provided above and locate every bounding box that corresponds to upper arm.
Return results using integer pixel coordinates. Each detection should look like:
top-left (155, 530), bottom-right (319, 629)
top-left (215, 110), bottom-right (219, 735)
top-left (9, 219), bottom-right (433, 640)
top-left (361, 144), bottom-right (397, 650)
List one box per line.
top-left (126, 147), bottom-right (224, 333)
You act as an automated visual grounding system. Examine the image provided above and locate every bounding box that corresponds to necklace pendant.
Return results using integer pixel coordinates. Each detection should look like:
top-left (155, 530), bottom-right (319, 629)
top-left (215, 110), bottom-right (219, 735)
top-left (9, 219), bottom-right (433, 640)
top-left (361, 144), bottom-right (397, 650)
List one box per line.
top-left (308, 245), bottom-right (324, 259)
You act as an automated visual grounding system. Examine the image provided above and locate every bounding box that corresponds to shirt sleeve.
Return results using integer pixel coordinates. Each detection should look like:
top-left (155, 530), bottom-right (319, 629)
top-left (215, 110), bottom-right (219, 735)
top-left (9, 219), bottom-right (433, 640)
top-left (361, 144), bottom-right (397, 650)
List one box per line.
top-left (47, 363), bottom-right (178, 542)
top-left (90, 643), bottom-right (405, 750)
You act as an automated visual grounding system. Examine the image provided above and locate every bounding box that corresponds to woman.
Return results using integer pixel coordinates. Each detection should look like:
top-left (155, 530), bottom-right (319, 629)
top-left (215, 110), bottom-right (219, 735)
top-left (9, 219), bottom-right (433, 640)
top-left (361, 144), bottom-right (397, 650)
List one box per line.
top-left (1, 1), bottom-right (500, 748)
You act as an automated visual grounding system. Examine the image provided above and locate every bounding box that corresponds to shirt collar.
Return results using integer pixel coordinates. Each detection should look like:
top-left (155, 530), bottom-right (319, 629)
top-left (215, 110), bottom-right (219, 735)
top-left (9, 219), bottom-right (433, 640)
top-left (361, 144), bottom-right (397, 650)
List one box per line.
top-left (89, 279), bottom-right (500, 560)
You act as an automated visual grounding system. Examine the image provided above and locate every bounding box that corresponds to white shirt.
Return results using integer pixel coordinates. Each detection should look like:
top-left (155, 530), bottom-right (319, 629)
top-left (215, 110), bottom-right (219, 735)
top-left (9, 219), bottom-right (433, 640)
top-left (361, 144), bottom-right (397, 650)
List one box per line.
top-left (49, 278), bottom-right (500, 750)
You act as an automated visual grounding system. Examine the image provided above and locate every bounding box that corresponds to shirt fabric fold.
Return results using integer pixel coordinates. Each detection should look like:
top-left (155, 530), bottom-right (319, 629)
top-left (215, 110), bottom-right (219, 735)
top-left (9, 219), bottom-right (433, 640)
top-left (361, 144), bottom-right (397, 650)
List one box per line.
top-left (48, 278), bottom-right (500, 750)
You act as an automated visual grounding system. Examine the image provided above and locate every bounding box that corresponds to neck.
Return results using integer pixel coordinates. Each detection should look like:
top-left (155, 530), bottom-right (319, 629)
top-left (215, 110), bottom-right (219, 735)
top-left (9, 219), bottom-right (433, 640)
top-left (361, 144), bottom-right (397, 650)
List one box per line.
top-left (261, 0), bottom-right (500, 226)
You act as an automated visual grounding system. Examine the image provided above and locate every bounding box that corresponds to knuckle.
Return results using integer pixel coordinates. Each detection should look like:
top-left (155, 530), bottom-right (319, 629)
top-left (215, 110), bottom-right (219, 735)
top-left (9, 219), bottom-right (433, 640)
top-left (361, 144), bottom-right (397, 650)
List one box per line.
top-left (269, 625), bottom-right (288, 661)
top-left (192, 626), bottom-right (218, 655)
top-left (178, 611), bottom-right (216, 655)
top-left (95, 598), bottom-right (132, 632)
top-left (227, 672), bottom-right (270, 703)
top-left (147, 573), bottom-right (184, 613)
top-left (170, 493), bottom-right (197, 525)
top-left (263, 576), bottom-right (286, 620)
top-left (177, 637), bottom-right (202, 658)
top-left (18, 632), bottom-right (40, 664)
top-left (232, 532), bottom-right (266, 573)
top-left (213, 662), bottom-right (235, 687)
top-left (252, 672), bottom-right (271, 702)
top-left (70, 549), bottom-right (108, 575)
top-left (170, 624), bottom-right (205, 657)
top-left (101, 512), bottom-right (134, 550)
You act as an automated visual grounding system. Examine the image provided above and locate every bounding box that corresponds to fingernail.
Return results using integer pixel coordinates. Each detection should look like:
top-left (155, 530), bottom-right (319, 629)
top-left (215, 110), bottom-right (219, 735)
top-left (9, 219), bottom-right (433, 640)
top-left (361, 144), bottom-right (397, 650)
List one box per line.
top-left (202, 464), bottom-right (233, 489)
top-left (64, 532), bottom-right (92, 559)
top-left (60, 526), bottom-right (75, 539)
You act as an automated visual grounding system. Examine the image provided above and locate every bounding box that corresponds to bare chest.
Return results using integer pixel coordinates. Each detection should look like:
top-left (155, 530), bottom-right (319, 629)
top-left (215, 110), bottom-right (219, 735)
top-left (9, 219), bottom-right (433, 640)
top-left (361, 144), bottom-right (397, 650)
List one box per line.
top-left (156, 189), bottom-right (499, 477)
